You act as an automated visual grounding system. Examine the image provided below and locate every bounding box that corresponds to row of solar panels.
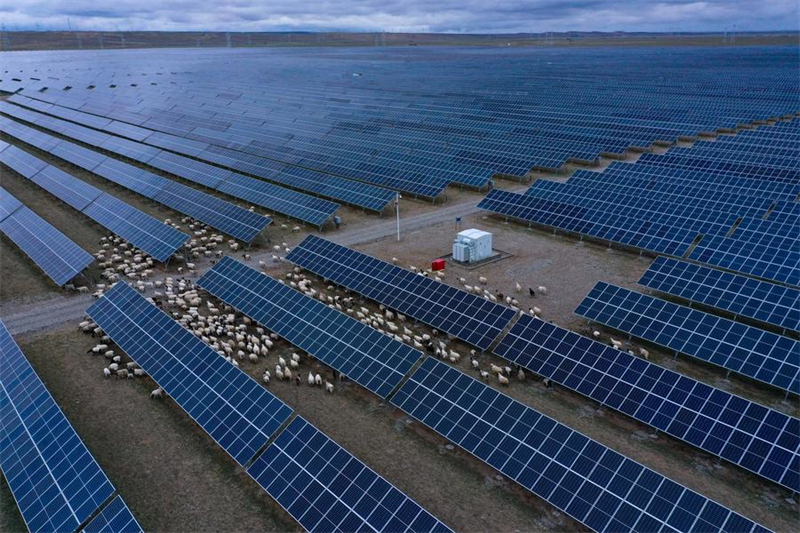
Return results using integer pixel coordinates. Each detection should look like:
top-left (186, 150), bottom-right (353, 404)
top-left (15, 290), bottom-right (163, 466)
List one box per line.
top-left (0, 141), bottom-right (189, 262)
top-left (282, 235), bottom-right (799, 493)
top-left (6, 95), bottom-right (397, 212)
top-left (478, 122), bottom-right (800, 286)
top-left (0, 320), bottom-right (143, 533)
top-left (91, 257), bottom-right (775, 532)
top-left (0, 177), bottom-right (94, 286)
top-left (0, 108), bottom-right (272, 243)
top-left (1, 99), bottom-right (341, 228)
top-left (85, 281), bottom-right (452, 533)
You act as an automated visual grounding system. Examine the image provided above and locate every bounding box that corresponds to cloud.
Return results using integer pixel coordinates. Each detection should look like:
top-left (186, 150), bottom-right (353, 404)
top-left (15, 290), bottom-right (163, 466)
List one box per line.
top-left (0, 0), bottom-right (797, 32)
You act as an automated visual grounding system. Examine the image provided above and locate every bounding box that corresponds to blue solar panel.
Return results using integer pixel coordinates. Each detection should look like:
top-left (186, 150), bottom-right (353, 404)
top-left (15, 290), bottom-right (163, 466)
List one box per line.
top-left (86, 282), bottom-right (293, 467)
top-left (0, 144), bottom-right (48, 178)
top-left (0, 320), bottom-right (116, 533)
top-left (92, 158), bottom-right (166, 199)
top-left (248, 417), bottom-right (453, 533)
top-left (639, 257), bottom-right (800, 332)
top-left (494, 314), bottom-right (800, 492)
top-left (0, 186), bottom-right (23, 221)
top-left (197, 256), bottom-right (422, 398)
top-left (575, 282), bottom-right (800, 395)
top-left (690, 234), bottom-right (799, 287)
top-left (153, 180), bottom-right (271, 243)
top-left (0, 201), bottom-right (94, 286)
top-left (81, 496), bottom-right (143, 533)
top-left (286, 235), bottom-right (516, 350)
top-left (82, 194), bottom-right (189, 262)
top-left (392, 358), bottom-right (769, 533)
top-left (30, 165), bottom-right (103, 211)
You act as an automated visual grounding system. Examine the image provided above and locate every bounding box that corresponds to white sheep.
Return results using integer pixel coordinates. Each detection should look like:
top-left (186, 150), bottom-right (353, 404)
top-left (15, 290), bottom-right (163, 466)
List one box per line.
top-left (325, 381), bottom-right (334, 393)
top-left (498, 374), bottom-right (509, 386)
top-left (308, 372), bottom-right (315, 386)
top-left (314, 374), bottom-right (322, 386)
top-left (150, 387), bottom-right (164, 399)
top-left (537, 285), bottom-right (548, 295)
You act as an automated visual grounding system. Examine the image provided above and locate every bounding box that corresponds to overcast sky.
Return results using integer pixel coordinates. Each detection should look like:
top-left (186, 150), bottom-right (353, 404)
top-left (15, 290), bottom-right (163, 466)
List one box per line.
top-left (0, 0), bottom-right (797, 33)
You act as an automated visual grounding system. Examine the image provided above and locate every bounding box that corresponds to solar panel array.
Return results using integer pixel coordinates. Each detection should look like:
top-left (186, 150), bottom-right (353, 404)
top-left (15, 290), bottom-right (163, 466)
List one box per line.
top-left (0, 186), bottom-right (94, 286)
top-left (2, 97), bottom-right (395, 214)
top-left (0, 137), bottom-right (189, 262)
top-left (286, 235), bottom-right (517, 350)
top-left (86, 282), bottom-right (293, 466)
top-left (0, 110), bottom-right (272, 242)
top-left (639, 257), bottom-right (800, 332)
top-left (248, 417), bottom-right (454, 533)
top-left (392, 358), bottom-right (769, 533)
top-left (0, 320), bottom-right (140, 533)
top-left (81, 496), bottom-right (143, 533)
top-left (197, 256), bottom-right (422, 398)
top-left (575, 282), bottom-right (800, 395)
top-left (494, 314), bottom-right (800, 492)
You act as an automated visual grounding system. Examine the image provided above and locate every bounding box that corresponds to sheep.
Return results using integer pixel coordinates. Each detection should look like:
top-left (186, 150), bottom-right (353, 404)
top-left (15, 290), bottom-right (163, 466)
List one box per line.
top-left (263, 370), bottom-right (271, 385)
top-left (480, 370), bottom-right (490, 380)
top-left (471, 358), bottom-right (480, 371)
top-left (248, 353), bottom-right (259, 363)
top-left (478, 276), bottom-right (488, 284)
top-left (503, 366), bottom-right (512, 376)
top-left (284, 368), bottom-right (292, 381)
top-left (498, 374), bottom-right (509, 386)
top-left (610, 338), bottom-right (623, 350)
top-left (638, 348), bottom-right (649, 360)
top-left (103, 368), bottom-right (111, 378)
top-left (517, 368), bottom-right (526, 381)
top-left (275, 367), bottom-right (285, 381)
top-left (308, 372), bottom-right (315, 386)
top-left (515, 282), bottom-right (522, 293)
top-left (325, 381), bottom-right (335, 393)
top-left (533, 306), bottom-right (542, 317)
top-left (592, 330), bottom-right (601, 338)
top-left (150, 387), bottom-right (164, 399)
top-left (537, 285), bottom-right (548, 295)
top-left (490, 364), bottom-right (503, 375)
top-left (315, 374), bottom-right (322, 386)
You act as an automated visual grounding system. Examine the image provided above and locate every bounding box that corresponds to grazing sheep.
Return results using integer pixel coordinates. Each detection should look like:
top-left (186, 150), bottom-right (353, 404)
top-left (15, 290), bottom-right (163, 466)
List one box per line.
top-left (478, 276), bottom-right (488, 284)
top-left (537, 285), bottom-right (548, 295)
top-left (150, 387), bottom-right (164, 399)
top-left (263, 371), bottom-right (270, 385)
top-left (308, 372), bottom-right (315, 386)
top-left (498, 374), bottom-right (509, 386)
top-left (315, 374), bottom-right (322, 386)
top-left (480, 370), bottom-right (490, 380)
top-left (490, 364), bottom-right (503, 375)
top-left (592, 330), bottom-right (601, 338)
top-left (103, 368), bottom-right (111, 378)
top-left (515, 282), bottom-right (522, 293)
top-left (471, 358), bottom-right (480, 371)
top-left (325, 381), bottom-right (334, 393)
top-left (517, 368), bottom-right (526, 381)
top-left (638, 348), bottom-right (649, 360)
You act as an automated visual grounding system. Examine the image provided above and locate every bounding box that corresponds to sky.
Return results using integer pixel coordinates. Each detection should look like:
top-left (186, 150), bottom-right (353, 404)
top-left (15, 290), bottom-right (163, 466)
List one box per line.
top-left (0, 0), bottom-right (798, 33)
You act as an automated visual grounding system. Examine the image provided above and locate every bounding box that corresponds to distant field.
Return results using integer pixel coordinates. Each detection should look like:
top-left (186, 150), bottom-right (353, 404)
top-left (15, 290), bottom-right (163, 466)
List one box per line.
top-left (0, 30), bottom-right (797, 52)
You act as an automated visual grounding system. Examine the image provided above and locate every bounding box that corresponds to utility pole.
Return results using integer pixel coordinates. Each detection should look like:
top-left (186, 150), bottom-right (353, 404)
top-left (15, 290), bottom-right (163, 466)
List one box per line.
top-left (395, 193), bottom-right (402, 241)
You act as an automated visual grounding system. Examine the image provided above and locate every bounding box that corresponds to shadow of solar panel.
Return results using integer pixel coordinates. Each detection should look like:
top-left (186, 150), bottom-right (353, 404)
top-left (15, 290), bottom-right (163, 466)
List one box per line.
top-left (392, 358), bottom-right (769, 533)
top-left (81, 496), bottom-right (143, 533)
top-left (639, 257), bottom-right (800, 332)
top-left (286, 235), bottom-right (516, 350)
top-left (153, 180), bottom-right (271, 243)
top-left (248, 417), bottom-right (453, 533)
top-left (197, 257), bottom-right (422, 398)
top-left (494, 314), bottom-right (800, 492)
top-left (0, 186), bottom-right (23, 221)
top-left (31, 165), bottom-right (103, 211)
top-left (83, 195), bottom-right (189, 262)
top-left (0, 144), bottom-right (48, 178)
top-left (0, 320), bottom-right (115, 533)
top-left (0, 204), bottom-right (94, 286)
top-left (575, 282), bottom-right (800, 395)
top-left (86, 282), bottom-right (293, 466)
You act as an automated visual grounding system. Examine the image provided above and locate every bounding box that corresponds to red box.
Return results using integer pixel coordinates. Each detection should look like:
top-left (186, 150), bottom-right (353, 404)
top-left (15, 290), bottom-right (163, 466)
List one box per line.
top-left (431, 258), bottom-right (446, 271)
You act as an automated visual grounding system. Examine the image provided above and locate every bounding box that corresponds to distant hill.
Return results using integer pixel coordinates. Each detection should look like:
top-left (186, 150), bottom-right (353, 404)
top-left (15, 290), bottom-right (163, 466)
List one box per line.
top-left (0, 30), bottom-right (797, 52)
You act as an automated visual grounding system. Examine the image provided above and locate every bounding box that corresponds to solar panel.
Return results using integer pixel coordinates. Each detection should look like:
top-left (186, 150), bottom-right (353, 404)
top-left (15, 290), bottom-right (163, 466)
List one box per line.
top-left (0, 186), bottom-right (23, 221)
top-left (0, 144), bottom-right (48, 178)
top-left (690, 234), bottom-right (800, 287)
top-left (153, 180), bottom-right (271, 243)
top-left (286, 235), bottom-right (516, 350)
top-left (82, 194), bottom-right (189, 262)
top-left (575, 282), bottom-right (800, 395)
top-left (82, 496), bottom-right (143, 533)
top-left (639, 257), bottom-right (800, 332)
top-left (248, 417), bottom-right (453, 533)
top-left (197, 256), bottom-right (422, 398)
top-left (0, 202), bottom-right (94, 286)
top-left (494, 314), bottom-right (800, 492)
top-left (86, 282), bottom-right (293, 466)
top-left (30, 165), bottom-right (103, 211)
top-left (0, 320), bottom-right (116, 533)
top-left (392, 358), bottom-right (769, 533)
top-left (92, 158), bottom-right (166, 199)
top-left (50, 141), bottom-right (108, 172)
top-left (147, 150), bottom-right (231, 189)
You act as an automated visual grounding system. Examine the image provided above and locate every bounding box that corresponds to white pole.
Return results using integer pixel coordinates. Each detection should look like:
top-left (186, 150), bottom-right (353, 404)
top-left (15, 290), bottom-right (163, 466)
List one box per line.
top-left (395, 193), bottom-right (401, 241)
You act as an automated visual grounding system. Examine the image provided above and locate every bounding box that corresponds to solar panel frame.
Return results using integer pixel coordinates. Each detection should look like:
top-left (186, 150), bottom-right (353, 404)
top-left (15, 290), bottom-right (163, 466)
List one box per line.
top-left (286, 235), bottom-right (517, 350)
top-left (247, 416), bottom-right (454, 533)
top-left (639, 257), bottom-right (800, 332)
top-left (81, 496), bottom-right (143, 533)
top-left (575, 282), bottom-right (800, 395)
top-left (0, 320), bottom-right (116, 533)
top-left (86, 282), bottom-right (293, 466)
top-left (197, 256), bottom-right (422, 398)
top-left (494, 314), bottom-right (800, 492)
top-left (392, 358), bottom-right (769, 533)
